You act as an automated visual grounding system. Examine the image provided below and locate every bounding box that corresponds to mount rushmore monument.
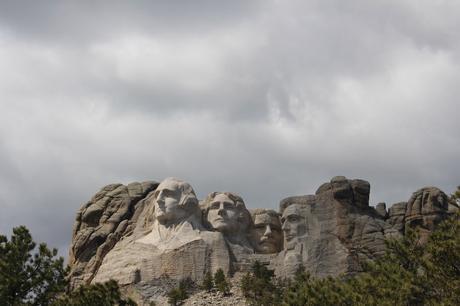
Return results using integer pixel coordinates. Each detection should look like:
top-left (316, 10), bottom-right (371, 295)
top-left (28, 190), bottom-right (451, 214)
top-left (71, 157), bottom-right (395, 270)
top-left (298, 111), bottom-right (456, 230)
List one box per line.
top-left (68, 176), bottom-right (458, 302)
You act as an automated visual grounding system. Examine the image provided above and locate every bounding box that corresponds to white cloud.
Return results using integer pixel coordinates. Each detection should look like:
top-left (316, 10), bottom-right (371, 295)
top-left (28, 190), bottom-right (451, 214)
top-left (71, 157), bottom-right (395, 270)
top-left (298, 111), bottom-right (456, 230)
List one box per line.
top-left (0, 0), bottom-right (459, 254)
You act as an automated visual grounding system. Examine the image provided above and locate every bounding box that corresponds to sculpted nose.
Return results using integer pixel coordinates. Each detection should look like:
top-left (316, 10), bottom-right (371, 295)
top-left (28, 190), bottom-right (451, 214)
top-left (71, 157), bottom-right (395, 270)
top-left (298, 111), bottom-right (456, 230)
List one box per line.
top-left (156, 200), bottom-right (164, 209)
top-left (217, 203), bottom-right (227, 216)
top-left (156, 195), bottom-right (165, 207)
top-left (264, 225), bottom-right (273, 237)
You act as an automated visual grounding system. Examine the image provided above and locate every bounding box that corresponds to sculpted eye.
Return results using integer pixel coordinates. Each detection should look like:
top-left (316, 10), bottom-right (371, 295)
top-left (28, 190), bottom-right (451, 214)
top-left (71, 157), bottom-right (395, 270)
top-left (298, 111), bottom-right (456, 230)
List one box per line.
top-left (163, 190), bottom-right (175, 197)
top-left (223, 202), bottom-right (234, 210)
top-left (210, 202), bottom-right (220, 209)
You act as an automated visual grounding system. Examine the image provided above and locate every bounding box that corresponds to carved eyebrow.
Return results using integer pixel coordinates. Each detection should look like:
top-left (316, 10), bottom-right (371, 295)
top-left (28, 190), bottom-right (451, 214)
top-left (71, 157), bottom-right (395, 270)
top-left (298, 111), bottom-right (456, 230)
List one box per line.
top-left (270, 223), bottom-right (281, 230)
top-left (154, 188), bottom-right (177, 198)
top-left (210, 201), bottom-right (220, 208)
top-left (210, 200), bottom-right (234, 206)
top-left (283, 213), bottom-right (304, 219)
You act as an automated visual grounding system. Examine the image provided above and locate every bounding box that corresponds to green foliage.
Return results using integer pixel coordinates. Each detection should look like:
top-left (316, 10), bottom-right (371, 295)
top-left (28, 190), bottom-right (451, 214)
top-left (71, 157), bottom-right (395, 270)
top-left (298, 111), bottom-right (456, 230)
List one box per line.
top-left (213, 268), bottom-right (230, 295)
top-left (423, 211), bottom-right (460, 304)
top-left (201, 271), bottom-right (213, 292)
top-left (282, 267), bottom-right (353, 306)
top-left (53, 280), bottom-right (136, 306)
top-left (1, 225), bottom-right (138, 306)
top-left (240, 272), bottom-right (251, 297)
top-left (167, 279), bottom-right (190, 306)
top-left (0, 226), bottom-right (68, 306)
top-left (240, 261), bottom-right (281, 306)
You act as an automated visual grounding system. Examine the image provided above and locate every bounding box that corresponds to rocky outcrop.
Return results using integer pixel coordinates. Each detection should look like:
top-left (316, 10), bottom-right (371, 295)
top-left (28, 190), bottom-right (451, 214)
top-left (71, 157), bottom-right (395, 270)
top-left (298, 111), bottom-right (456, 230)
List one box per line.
top-left (68, 181), bottom-right (158, 289)
top-left (406, 187), bottom-right (449, 230)
top-left (384, 201), bottom-right (408, 238)
top-left (274, 176), bottom-right (387, 278)
top-left (87, 178), bottom-right (233, 303)
top-left (68, 176), bottom-right (458, 305)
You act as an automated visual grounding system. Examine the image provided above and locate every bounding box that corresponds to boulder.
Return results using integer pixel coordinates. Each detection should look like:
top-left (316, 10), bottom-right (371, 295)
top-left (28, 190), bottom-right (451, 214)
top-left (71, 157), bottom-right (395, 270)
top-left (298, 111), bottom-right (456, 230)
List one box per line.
top-left (405, 187), bottom-right (452, 241)
top-left (375, 202), bottom-right (387, 219)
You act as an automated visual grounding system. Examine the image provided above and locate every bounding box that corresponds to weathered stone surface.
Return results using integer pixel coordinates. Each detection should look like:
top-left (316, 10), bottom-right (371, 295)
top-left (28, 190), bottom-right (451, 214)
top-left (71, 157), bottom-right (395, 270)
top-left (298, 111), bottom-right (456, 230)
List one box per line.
top-left (249, 209), bottom-right (282, 254)
top-left (200, 191), bottom-right (254, 264)
top-left (382, 187), bottom-right (458, 242)
top-left (405, 187), bottom-right (455, 242)
top-left (67, 176), bottom-right (457, 304)
top-left (68, 181), bottom-right (158, 289)
top-left (406, 187), bottom-right (449, 228)
top-left (92, 178), bottom-right (232, 288)
top-left (384, 201), bottom-right (407, 238)
top-left (375, 202), bottom-right (387, 219)
top-left (274, 176), bottom-right (386, 278)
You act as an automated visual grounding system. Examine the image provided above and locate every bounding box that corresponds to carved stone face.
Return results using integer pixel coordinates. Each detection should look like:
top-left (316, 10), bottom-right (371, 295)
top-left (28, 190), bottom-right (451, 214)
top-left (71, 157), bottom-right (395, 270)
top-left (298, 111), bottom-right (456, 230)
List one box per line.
top-left (252, 211), bottom-right (282, 253)
top-left (281, 204), bottom-right (307, 250)
top-left (207, 193), bottom-right (241, 233)
top-left (154, 179), bottom-right (188, 225)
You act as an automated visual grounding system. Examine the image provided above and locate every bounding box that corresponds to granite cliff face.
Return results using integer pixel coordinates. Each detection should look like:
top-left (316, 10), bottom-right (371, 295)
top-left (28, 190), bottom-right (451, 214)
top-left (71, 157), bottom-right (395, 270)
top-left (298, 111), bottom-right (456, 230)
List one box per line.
top-left (68, 181), bottom-right (158, 288)
top-left (68, 176), bottom-right (458, 305)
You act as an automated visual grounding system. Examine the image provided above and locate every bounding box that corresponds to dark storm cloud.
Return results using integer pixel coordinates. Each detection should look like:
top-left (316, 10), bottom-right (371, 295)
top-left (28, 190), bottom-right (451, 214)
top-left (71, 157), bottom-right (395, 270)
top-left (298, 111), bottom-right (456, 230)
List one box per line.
top-left (0, 0), bottom-right (459, 256)
top-left (0, 1), bottom-right (261, 44)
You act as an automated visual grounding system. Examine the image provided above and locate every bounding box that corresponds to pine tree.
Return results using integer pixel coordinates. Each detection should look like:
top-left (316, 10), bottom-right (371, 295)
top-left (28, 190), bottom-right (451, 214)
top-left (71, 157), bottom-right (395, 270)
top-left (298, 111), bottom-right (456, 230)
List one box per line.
top-left (240, 261), bottom-right (280, 306)
top-left (201, 271), bottom-right (214, 292)
top-left (53, 280), bottom-right (137, 306)
top-left (1, 225), bottom-right (137, 306)
top-left (213, 268), bottom-right (230, 295)
top-left (167, 279), bottom-right (189, 306)
top-left (167, 287), bottom-right (182, 306)
top-left (0, 226), bottom-right (68, 305)
top-left (240, 272), bottom-right (251, 297)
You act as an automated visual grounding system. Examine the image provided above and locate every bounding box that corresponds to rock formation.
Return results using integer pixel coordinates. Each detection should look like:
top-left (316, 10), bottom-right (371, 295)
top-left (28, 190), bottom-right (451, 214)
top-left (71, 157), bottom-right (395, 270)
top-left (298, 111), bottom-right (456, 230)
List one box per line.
top-left (68, 181), bottom-right (158, 288)
top-left (90, 178), bottom-right (231, 296)
top-left (384, 187), bottom-right (457, 242)
top-left (274, 176), bottom-right (388, 278)
top-left (68, 176), bottom-right (458, 304)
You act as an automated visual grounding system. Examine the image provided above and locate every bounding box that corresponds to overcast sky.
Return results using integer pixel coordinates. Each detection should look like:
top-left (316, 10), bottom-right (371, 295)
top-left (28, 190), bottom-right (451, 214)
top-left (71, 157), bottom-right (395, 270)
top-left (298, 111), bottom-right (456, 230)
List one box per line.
top-left (0, 0), bottom-right (459, 257)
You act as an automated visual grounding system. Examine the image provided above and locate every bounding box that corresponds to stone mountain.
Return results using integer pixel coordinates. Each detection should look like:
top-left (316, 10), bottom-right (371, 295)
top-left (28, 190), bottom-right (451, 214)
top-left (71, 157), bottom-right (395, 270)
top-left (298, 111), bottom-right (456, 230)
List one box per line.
top-left (68, 176), bottom-right (458, 305)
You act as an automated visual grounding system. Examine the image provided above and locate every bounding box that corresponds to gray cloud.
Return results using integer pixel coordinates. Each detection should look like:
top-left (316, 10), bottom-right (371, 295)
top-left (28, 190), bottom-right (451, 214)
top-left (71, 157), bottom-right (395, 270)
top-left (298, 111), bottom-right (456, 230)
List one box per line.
top-left (0, 0), bottom-right (459, 257)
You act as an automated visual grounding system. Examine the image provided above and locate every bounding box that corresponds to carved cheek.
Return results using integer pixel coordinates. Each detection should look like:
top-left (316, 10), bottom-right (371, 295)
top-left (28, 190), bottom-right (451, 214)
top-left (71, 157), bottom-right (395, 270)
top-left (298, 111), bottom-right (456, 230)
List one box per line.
top-left (296, 223), bottom-right (307, 236)
top-left (208, 210), bottom-right (220, 224)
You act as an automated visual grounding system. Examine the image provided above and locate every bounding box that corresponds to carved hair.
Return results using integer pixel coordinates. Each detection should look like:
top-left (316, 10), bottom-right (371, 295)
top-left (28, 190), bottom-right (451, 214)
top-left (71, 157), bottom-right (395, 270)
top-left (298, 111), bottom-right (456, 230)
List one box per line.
top-left (153, 177), bottom-right (199, 208)
top-left (250, 208), bottom-right (280, 219)
top-left (143, 177), bottom-right (200, 228)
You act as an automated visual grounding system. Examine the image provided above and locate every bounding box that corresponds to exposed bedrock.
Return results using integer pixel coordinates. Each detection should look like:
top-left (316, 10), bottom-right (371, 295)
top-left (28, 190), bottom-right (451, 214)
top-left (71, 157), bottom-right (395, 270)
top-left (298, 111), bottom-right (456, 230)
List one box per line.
top-left (68, 176), bottom-right (458, 304)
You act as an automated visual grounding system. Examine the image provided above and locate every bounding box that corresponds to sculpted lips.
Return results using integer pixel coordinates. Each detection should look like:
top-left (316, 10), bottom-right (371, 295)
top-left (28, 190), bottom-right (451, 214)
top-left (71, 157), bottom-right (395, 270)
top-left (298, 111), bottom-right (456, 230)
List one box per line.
top-left (260, 240), bottom-right (275, 246)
